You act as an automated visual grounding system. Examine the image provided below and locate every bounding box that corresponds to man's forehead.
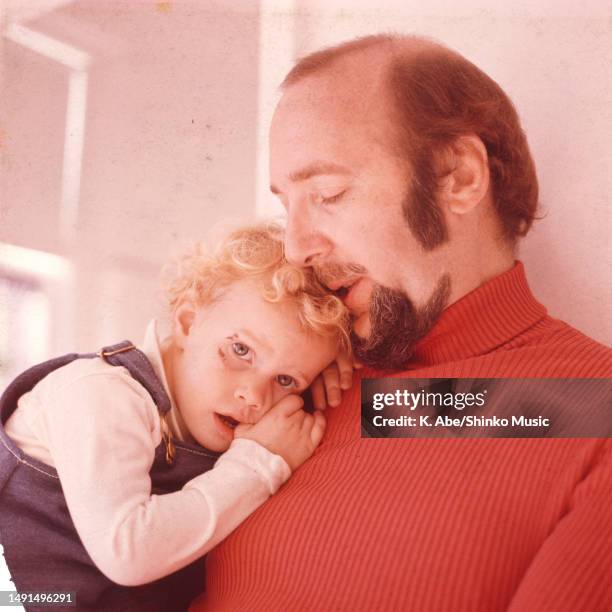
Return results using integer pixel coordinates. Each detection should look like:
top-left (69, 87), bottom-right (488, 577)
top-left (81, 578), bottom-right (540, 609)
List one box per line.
top-left (270, 68), bottom-right (395, 164)
top-left (269, 49), bottom-right (401, 185)
top-left (276, 54), bottom-right (388, 121)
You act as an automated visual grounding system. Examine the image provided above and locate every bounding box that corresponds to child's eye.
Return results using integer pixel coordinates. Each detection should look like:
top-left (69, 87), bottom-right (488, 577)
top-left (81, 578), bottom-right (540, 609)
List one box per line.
top-left (232, 342), bottom-right (251, 358)
top-left (276, 374), bottom-right (296, 388)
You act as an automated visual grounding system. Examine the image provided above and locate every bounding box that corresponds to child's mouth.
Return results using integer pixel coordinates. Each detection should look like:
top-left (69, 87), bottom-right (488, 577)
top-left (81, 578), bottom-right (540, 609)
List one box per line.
top-left (216, 413), bottom-right (240, 430)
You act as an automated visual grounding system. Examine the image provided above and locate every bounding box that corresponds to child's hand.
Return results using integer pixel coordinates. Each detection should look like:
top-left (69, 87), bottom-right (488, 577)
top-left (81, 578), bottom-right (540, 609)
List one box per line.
top-left (234, 395), bottom-right (326, 472)
top-left (310, 352), bottom-right (361, 410)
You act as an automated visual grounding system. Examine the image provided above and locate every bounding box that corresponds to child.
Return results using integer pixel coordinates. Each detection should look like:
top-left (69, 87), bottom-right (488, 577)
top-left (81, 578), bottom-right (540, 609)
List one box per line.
top-left (0, 223), bottom-right (349, 611)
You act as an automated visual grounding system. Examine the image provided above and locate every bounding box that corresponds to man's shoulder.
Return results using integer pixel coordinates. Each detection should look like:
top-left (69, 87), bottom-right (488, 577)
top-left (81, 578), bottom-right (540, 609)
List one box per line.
top-left (521, 315), bottom-right (612, 377)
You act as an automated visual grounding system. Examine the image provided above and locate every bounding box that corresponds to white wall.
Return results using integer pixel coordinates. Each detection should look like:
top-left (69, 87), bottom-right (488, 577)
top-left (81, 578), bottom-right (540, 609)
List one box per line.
top-left (2, 1), bottom-right (261, 360)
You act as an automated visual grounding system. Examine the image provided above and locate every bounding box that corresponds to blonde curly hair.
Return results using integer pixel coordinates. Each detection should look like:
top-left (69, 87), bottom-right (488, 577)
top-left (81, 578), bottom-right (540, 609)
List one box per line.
top-left (163, 222), bottom-right (350, 353)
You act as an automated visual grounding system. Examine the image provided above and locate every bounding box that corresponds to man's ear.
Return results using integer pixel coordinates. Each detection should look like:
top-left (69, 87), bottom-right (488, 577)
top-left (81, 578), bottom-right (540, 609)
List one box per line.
top-left (438, 135), bottom-right (490, 215)
top-left (172, 301), bottom-right (197, 349)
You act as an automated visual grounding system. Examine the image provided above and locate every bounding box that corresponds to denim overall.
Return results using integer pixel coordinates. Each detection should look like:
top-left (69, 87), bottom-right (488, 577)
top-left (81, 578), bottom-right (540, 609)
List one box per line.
top-left (0, 341), bottom-right (219, 612)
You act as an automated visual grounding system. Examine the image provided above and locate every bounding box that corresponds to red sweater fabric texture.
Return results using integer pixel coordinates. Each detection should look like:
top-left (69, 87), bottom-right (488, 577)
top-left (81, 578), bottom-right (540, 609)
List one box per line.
top-left (193, 262), bottom-right (612, 612)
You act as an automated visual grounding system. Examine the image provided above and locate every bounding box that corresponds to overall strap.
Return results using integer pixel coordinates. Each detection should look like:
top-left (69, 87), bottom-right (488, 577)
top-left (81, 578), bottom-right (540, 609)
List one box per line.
top-left (97, 341), bottom-right (175, 464)
top-left (96, 341), bottom-right (171, 416)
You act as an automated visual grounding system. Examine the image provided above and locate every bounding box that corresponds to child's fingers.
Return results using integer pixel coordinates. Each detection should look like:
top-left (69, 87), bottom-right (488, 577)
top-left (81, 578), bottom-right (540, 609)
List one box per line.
top-left (310, 375), bottom-right (327, 411)
top-left (336, 352), bottom-right (354, 389)
top-left (301, 412), bottom-right (314, 433)
top-left (309, 410), bottom-right (327, 447)
top-left (272, 393), bottom-right (305, 417)
top-left (322, 365), bottom-right (341, 407)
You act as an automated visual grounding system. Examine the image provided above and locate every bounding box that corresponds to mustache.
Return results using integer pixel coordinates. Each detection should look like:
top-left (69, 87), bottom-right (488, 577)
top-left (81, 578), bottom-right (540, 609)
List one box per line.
top-left (314, 262), bottom-right (367, 286)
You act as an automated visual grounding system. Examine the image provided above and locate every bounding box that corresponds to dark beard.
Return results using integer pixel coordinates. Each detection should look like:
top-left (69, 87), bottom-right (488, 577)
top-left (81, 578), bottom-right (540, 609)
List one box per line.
top-left (351, 275), bottom-right (450, 369)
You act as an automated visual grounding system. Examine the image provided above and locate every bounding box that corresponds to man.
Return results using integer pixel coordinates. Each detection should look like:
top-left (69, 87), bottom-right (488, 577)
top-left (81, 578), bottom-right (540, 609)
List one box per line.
top-left (193, 35), bottom-right (611, 611)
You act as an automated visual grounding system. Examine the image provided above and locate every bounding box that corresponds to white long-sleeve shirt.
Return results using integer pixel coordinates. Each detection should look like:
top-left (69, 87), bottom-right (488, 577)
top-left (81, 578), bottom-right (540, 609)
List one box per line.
top-left (4, 321), bottom-right (291, 586)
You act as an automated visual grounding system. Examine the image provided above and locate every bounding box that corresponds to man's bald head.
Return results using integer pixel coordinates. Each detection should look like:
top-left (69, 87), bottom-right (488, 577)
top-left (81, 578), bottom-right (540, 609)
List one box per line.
top-left (282, 34), bottom-right (421, 88)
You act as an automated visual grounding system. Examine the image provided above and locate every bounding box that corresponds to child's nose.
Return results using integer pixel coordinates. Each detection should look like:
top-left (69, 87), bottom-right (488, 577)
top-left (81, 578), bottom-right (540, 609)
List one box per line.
top-left (234, 379), bottom-right (269, 421)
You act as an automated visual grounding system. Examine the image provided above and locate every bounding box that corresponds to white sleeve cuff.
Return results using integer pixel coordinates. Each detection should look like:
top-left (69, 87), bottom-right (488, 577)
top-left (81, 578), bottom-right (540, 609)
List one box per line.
top-left (219, 438), bottom-right (292, 494)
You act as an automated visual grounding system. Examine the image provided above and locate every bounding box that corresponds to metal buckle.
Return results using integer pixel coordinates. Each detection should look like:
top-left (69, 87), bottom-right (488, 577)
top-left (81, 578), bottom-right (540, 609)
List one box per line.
top-left (97, 343), bottom-right (136, 362)
top-left (160, 412), bottom-right (176, 465)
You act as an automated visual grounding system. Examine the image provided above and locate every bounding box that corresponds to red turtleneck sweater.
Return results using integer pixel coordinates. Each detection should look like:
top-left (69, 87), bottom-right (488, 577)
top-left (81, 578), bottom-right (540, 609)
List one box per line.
top-left (192, 263), bottom-right (612, 612)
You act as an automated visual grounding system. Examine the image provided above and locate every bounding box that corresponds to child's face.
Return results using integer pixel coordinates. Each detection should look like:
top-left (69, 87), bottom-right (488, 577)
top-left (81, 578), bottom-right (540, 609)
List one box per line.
top-left (169, 278), bottom-right (339, 452)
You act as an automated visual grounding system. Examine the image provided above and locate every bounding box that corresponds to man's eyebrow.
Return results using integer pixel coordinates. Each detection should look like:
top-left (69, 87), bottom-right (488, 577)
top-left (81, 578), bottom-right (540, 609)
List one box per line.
top-left (270, 161), bottom-right (352, 194)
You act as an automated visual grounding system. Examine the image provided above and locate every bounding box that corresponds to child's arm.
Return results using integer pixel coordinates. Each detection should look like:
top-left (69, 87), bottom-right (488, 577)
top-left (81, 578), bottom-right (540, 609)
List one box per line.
top-left (39, 371), bottom-right (315, 587)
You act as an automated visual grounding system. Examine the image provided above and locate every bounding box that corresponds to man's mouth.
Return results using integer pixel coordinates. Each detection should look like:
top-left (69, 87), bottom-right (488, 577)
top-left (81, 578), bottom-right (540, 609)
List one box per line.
top-left (333, 285), bottom-right (351, 299)
top-left (328, 277), bottom-right (360, 300)
top-left (329, 277), bottom-right (372, 313)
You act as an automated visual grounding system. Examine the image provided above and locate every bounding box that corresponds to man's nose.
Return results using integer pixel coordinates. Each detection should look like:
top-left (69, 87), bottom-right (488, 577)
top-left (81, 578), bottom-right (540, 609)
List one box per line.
top-left (284, 204), bottom-right (332, 267)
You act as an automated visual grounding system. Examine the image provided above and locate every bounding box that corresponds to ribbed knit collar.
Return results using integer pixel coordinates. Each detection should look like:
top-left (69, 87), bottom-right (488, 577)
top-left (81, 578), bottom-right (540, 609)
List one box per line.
top-left (404, 261), bottom-right (547, 368)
